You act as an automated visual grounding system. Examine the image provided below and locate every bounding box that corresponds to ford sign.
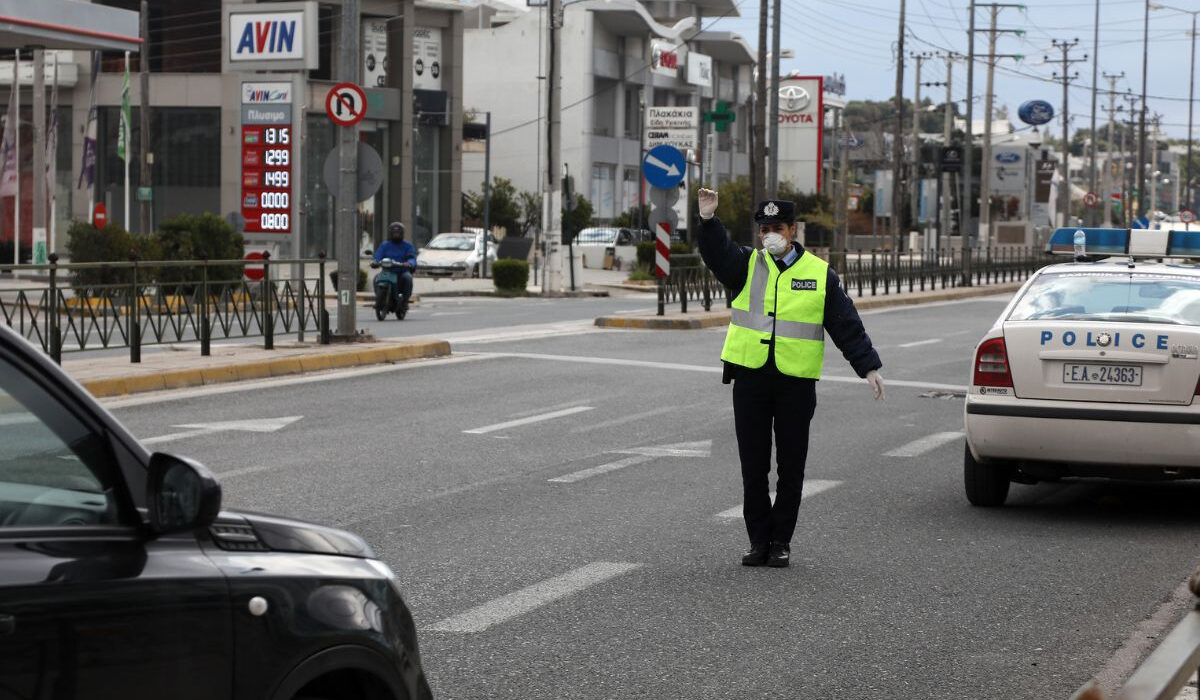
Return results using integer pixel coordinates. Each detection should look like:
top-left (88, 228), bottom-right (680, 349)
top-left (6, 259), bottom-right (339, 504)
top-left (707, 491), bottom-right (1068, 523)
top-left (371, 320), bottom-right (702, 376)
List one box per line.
top-left (995, 151), bottom-right (1022, 163)
top-left (1018, 100), bottom-right (1054, 126)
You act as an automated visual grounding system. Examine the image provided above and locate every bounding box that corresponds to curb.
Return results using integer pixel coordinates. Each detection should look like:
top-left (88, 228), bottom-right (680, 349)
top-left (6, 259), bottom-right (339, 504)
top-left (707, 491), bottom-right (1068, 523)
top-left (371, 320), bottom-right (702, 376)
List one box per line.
top-left (593, 283), bottom-right (1023, 330)
top-left (80, 340), bottom-right (452, 399)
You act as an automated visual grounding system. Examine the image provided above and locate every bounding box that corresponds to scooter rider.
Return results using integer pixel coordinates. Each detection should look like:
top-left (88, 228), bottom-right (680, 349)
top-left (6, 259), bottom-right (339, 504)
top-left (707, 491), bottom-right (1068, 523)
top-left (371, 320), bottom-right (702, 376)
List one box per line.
top-left (372, 222), bottom-right (417, 306)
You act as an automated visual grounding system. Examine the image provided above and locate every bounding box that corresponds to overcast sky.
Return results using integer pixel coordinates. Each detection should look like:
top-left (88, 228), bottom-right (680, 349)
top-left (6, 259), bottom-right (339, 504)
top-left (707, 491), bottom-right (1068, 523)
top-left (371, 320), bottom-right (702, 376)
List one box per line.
top-left (698, 0), bottom-right (1197, 140)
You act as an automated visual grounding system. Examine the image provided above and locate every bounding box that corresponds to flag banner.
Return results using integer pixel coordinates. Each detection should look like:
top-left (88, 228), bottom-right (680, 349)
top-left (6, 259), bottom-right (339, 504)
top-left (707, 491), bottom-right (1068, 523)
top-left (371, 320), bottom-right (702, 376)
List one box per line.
top-left (0, 60), bottom-right (17, 198)
top-left (117, 58), bottom-right (130, 162)
top-left (77, 52), bottom-right (98, 190)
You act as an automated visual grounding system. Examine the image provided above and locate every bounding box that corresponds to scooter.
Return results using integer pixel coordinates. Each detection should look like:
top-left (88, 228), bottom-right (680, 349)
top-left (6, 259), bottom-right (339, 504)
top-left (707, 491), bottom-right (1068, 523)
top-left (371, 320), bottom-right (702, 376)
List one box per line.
top-left (370, 258), bottom-right (409, 320)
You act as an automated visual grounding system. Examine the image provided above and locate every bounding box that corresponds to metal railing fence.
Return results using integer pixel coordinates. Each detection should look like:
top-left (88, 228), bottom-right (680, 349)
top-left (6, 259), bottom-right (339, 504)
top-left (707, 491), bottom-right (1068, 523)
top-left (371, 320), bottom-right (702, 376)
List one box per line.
top-left (0, 254), bottom-right (331, 363)
top-left (656, 246), bottom-right (1053, 315)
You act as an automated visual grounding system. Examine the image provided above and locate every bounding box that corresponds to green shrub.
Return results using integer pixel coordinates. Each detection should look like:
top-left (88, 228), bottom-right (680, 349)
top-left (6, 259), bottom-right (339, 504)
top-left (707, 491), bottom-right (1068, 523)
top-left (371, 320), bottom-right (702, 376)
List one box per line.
top-left (156, 213), bottom-right (244, 292)
top-left (329, 268), bottom-right (369, 292)
top-left (64, 220), bottom-right (161, 294)
top-left (492, 259), bottom-right (529, 295)
top-left (627, 264), bottom-right (655, 281)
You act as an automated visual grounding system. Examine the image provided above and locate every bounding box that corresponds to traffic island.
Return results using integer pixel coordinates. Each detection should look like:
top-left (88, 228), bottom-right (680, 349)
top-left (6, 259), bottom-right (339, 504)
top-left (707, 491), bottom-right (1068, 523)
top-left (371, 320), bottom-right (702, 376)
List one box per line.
top-left (70, 339), bottom-right (452, 399)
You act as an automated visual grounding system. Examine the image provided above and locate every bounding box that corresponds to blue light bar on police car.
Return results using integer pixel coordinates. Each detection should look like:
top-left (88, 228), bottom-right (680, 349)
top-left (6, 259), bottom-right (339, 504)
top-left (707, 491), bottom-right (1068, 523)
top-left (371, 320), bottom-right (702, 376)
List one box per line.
top-left (1046, 227), bottom-right (1200, 258)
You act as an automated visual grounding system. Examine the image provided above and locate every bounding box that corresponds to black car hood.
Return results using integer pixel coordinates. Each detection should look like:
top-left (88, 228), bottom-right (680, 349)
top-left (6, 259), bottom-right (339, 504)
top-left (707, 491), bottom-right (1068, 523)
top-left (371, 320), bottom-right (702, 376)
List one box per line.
top-left (211, 510), bottom-right (376, 559)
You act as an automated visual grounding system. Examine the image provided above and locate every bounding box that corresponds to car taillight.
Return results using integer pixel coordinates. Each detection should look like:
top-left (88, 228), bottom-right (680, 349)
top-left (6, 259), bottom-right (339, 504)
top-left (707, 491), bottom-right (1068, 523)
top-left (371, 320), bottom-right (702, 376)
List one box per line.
top-left (973, 337), bottom-right (1013, 388)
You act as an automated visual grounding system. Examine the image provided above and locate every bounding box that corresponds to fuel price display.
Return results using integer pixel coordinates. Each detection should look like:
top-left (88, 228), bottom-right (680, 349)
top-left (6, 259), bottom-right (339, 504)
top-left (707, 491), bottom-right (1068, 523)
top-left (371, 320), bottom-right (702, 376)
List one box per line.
top-left (242, 125), bottom-right (292, 234)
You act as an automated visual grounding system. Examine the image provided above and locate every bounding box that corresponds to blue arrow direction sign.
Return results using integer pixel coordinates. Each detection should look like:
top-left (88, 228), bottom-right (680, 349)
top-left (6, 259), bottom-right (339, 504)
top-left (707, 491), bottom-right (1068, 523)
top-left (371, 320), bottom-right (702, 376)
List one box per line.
top-left (642, 144), bottom-right (686, 190)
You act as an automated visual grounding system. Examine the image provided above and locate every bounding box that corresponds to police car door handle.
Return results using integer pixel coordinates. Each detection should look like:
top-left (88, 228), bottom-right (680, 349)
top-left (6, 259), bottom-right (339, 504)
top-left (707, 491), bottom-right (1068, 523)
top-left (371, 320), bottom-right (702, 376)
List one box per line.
top-left (0, 614), bottom-right (13, 635)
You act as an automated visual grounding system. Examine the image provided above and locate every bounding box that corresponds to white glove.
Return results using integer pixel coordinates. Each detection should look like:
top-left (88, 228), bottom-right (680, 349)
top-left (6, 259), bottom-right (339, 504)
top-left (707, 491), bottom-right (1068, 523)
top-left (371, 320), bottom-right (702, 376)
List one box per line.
top-left (698, 188), bottom-right (718, 220)
top-left (866, 370), bottom-right (885, 401)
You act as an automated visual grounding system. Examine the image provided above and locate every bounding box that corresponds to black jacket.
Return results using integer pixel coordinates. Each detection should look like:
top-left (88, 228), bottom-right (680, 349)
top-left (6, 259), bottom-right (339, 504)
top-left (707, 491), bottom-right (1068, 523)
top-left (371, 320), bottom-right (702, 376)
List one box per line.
top-left (698, 215), bottom-right (882, 379)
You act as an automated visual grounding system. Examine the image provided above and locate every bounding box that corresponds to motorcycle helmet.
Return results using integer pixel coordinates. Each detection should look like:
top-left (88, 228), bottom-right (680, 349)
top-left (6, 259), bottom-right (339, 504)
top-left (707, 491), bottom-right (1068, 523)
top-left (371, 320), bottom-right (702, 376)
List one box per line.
top-left (388, 221), bottom-right (405, 242)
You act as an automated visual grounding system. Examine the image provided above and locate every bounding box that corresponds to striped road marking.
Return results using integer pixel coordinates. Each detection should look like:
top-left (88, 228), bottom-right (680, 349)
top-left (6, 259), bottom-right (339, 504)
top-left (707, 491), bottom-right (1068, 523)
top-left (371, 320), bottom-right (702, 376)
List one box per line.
top-left (897, 338), bottom-right (943, 348)
top-left (463, 406), bottom-right (594, 435)
top-left (714, 479), bottom-right (842, 520)
top-left (424, 562), bottom-right (642, 633)
top-left (882, 431), bottom-right (964, 458)
top-left (549, 440), bottom-right (711, 483)
top-left (549, 455), bottom-right (656, 483)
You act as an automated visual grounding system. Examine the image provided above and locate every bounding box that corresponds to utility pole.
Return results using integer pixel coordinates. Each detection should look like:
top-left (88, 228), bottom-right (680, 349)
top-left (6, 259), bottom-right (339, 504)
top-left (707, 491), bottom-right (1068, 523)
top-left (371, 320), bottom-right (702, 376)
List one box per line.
top-left (924, 52), bottom-right (956, 251)
top-left (335, 0), bottom-right (360, 336)
top-left (1087, 0), bottom-right (1100, 226)
top-left (1122, 92), bottom-right (1139, 226)
top-left (910, 51), bottom-right (931, 230)
top-left (837, 112), bottom-right (850, 265)
top-left (546, 0), bottom-right (563, 291)
top-left (975, 4), bottom-right (1025, 248)
top-left (1102, 71), bottom-right (1124, 226)
top-left (753, 0), bottom-right (768, 209)
top-left (1137, 0), bottom-right (1150, 221)
top-left (962, 1), bottom-right (975, 286)
top-left (891, 0), bottom-right (906, 258)
top-left (767, 0), bottom-right (782, 195)
top-left (1150, 113), bottom-right (1162, 214)
top-left (139, 0), bottom-right (150, 236)
top-left (1049, 38), bottom-right (1085, 228)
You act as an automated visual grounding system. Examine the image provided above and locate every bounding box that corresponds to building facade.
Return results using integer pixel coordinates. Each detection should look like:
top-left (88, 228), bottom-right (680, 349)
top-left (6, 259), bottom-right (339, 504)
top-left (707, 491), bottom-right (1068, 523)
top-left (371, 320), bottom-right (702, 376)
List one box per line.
top-left (2, 0), bottom-right (467, 261)
top-left (461, 0), bottom-right (754, 229)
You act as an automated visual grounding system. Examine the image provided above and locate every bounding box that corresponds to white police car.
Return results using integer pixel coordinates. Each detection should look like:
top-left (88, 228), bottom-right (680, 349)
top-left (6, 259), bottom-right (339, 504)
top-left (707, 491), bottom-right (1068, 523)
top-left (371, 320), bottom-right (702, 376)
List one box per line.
top-left (964, 227), bottom-right (1200, 506)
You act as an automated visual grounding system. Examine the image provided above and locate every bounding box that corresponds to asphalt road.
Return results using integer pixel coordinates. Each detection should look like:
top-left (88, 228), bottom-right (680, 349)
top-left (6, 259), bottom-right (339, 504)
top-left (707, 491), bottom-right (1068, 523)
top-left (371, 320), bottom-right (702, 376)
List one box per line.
top-left (101, 295), bottom-right (1200, 700)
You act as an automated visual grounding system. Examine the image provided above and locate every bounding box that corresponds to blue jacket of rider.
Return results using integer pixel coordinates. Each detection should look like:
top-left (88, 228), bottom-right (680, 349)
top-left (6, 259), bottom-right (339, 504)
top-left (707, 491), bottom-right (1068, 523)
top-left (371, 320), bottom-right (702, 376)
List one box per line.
top-left (374, 239), bottom-right (417, 269)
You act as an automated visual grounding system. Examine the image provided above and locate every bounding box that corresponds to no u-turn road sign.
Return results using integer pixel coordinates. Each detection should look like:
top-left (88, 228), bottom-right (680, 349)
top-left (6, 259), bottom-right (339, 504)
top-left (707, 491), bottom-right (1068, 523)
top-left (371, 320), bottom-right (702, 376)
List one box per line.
top-left (326, 82), bottom-right (367, 127)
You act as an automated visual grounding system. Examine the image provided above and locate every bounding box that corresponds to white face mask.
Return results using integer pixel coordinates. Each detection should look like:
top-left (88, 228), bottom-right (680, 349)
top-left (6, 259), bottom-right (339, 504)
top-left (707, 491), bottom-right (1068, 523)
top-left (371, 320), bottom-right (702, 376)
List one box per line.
top-left (762, 232), bottom-right (789, 256)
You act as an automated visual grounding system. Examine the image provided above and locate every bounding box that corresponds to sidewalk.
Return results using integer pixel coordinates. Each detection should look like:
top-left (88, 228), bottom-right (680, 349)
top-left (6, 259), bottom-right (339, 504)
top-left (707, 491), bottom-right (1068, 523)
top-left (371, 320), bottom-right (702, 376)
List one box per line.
top-left (66, 338), bottom-right (450, 399)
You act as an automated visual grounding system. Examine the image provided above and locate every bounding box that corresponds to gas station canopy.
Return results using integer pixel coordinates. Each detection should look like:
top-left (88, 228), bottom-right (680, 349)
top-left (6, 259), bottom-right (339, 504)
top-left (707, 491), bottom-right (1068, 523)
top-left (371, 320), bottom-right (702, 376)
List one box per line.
top-left (0, 0), bottom-right (140, 52)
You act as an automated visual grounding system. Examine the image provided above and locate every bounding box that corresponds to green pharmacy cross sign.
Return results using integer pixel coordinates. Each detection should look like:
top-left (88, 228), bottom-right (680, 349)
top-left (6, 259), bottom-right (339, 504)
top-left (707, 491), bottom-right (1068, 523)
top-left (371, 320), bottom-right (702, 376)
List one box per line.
top-left (703, 101), bottom-right (736, 133)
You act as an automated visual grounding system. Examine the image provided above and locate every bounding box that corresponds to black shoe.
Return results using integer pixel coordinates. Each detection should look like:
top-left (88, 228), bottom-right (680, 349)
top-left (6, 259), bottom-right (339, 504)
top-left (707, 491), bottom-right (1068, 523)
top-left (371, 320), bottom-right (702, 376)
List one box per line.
top-left (767, 542), bottom-right (790, 567)
top-left (741, 543), bottom-right (769, 567)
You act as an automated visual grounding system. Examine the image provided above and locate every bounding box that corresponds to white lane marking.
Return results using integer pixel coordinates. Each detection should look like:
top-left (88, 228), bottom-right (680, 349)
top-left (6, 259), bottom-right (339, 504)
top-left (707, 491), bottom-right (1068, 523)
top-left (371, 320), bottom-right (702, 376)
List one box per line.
top-left (142, 416), bottom-right (303, 445)
top-left (569, 405), bottom-right (677, 433)
top-left (218, 464), bottom-right (280, 479)
top-left (883, 431), bottom-right (964, 457)
top-left (549, 455), bottom-right (656, 483)
top-left (858, 294), bottom-right (1013, 315)
top-left (429, 311), bottom-right (469, 317)
top-left (100, 354), bottom-right (494, 409)
top-left (463, 406), bottom-right (594, 434)
top-left (714, 479), bottom-right (842, 519)
top-left (548, 441), bottom-right (711, 483)
top-left (820, 374), bottom-right (966, 392)
top-left (897, 338), bottom-right (943, 348)
top-left (513, 399), bottom-right (593, 420)
top-left (424, 562), bottom-right (642, 633)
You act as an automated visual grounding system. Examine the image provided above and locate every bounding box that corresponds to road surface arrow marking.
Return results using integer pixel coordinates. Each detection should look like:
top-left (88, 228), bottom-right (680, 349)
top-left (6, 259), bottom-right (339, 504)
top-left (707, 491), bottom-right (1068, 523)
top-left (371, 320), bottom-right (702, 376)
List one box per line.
top-left (549, 440), bottom-right (712, 483)
top-left (644, 154), bottom-right (680, 177)
top-left (142, 416), bottom-right (303, 445)
top-left (714, 479), bottom-right (843, 519)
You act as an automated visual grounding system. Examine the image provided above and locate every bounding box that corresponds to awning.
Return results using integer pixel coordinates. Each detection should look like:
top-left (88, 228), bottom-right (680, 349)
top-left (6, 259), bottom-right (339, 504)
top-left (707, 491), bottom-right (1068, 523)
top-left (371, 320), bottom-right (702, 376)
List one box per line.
top-left (0, 0), bottom-right (140, 52)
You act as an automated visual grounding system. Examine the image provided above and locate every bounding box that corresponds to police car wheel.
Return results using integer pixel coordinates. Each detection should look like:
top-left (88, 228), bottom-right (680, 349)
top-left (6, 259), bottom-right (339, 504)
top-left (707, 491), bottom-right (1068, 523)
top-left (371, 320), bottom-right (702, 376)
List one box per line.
top-left (964, 444), bottom-right (1011, 507)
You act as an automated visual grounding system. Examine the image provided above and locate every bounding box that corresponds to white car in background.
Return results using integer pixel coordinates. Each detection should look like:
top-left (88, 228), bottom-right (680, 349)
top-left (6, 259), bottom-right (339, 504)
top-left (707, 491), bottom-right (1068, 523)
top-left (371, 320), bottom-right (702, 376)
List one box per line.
top-left (574, 227), bottom-right (650, 270)
top-left (964, 227), bottom-right (1200, 506)
top-left (416, 231), bottom-right (498, 278)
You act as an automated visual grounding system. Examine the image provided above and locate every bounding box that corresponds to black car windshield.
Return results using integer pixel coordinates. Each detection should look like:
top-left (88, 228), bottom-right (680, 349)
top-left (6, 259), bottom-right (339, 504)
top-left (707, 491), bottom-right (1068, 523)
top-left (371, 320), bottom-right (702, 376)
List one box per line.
top-left (1009, 271), bottom-right (1200, 325)
top-left (427, 235), bottom-right (475, 251)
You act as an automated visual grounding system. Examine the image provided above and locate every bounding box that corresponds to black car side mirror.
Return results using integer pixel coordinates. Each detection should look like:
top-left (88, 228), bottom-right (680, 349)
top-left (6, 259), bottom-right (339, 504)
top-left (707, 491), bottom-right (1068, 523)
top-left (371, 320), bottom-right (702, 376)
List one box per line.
top-left (147, 453), bottom-right (222, 535)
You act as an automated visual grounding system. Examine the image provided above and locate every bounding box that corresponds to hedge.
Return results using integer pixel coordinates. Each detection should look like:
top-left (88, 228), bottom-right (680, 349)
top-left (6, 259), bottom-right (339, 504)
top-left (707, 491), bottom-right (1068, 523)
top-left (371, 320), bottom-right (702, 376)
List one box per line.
top-left (492, 259), bottom-right (529, 295)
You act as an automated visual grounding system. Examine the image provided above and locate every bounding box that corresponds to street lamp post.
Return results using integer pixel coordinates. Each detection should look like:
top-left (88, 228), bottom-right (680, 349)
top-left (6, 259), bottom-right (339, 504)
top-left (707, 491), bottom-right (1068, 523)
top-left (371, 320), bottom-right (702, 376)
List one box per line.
top-left (1151, 3), bottom-right (1200, 212)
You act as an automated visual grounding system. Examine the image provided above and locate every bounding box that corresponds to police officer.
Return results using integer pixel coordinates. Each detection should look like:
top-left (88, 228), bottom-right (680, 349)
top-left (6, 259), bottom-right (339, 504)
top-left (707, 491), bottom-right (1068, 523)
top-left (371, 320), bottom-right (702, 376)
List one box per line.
top-left (697, 187), bottom-right (884, 568)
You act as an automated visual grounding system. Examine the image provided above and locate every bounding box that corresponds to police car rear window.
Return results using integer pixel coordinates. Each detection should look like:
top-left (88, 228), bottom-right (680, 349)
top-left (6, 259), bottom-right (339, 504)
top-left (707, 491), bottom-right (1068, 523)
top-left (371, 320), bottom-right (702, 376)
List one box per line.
top-left (1008, 272), bottom-right (1200, 326)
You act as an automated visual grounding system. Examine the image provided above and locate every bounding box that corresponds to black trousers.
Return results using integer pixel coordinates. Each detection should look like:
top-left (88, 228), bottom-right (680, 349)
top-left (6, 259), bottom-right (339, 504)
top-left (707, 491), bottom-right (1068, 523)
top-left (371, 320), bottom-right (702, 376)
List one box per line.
top-left (731, 364), bottom-right (817, 546)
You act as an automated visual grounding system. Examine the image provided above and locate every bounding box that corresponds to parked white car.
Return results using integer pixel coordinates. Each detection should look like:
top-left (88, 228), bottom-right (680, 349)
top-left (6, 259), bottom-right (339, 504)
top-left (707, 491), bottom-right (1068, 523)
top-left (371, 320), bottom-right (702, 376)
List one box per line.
top-left (963, 227), bottom-right (1200, 506)
top-left (416, 232), bottom-right (499, 278)
top-left (574, 227), bottom-right (650, 270)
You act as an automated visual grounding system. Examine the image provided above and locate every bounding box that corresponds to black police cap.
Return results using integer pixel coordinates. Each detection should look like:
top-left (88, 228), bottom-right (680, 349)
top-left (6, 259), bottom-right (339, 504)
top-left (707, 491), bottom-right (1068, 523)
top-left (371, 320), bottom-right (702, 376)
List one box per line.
top-left (753, 199), bottom-right (796, 224)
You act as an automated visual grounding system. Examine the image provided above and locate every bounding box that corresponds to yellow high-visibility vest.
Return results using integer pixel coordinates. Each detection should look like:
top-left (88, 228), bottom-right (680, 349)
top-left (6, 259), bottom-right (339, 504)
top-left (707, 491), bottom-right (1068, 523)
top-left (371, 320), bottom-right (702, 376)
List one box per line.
top-left (720, 249), bottom-right (827, 378)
